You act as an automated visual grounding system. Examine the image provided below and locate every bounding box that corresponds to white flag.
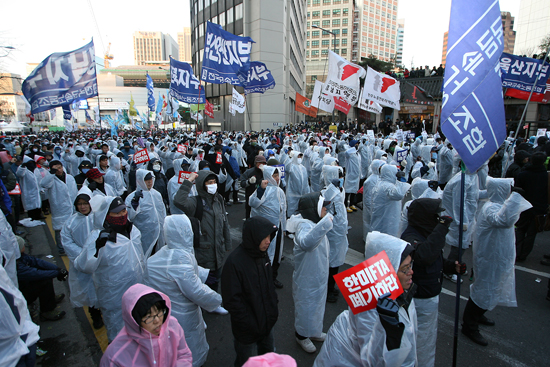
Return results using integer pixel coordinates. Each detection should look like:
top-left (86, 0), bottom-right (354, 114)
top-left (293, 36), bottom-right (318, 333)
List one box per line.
top-left (311, 80), bottom-right (335, 113)
top-left (358, 87), bottom-right (383, 113)
top-left (363, 67), bottom-right (400, 109)
top-left (323, 50), bottom-right (365, 106)
top-left (64, 120), bottom-right (74, 132)
top-left (231, 88), bottom-right (246, 113)
top-left (191, 111), bottom-right (203, 121)
top-left (49, 109), bottom-right (56, 121)
top-left (229, 103), bottom-right (236, 116)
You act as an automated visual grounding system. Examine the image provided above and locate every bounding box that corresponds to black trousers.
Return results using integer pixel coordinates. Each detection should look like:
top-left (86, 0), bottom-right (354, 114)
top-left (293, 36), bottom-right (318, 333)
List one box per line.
top-left (515, 209), bottom-right (538, 261)
top-left (272, 229), bottom-right (283, 281)
top-left (19, 278), bottom-right (56, 313)
top-left (328, 266), bottom-right (339, 293)
top-left (462, 297), bottom-right (487, 332)
top-left (28, 208), bottom-right (43, 221)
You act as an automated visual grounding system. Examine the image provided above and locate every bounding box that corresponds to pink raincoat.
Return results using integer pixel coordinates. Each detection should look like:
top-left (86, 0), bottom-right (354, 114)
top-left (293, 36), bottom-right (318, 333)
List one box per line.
top-left (100, 284), bottom-right (193, 367)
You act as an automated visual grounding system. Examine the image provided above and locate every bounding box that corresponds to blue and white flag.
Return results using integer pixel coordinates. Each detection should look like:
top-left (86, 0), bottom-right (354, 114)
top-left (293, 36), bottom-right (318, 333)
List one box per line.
top-left (146, 73), bottom-right (155, 111)
top-left (155, 92), bottom-right (163, 114)
top-left (22, 40), bottom-right (98, 114)
top-left (237, 61), bottom-right (276, 94)
top-left (62, 105), bottom-right (72, 120)
top-left (49, 108), bottom-right (56, 121)
top-left (500, 53), bottom-right (550, 94)
top-left (170, 58), bottom-right (205, 103)
top-left (201, 22), bottom-right (254, 85)
top-left (441, 0), bottom-right (506, 173)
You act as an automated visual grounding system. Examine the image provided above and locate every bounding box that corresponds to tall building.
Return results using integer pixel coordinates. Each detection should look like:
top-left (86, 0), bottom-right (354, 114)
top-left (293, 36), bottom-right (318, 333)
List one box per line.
top-left (501, 11), bottom-right (516, 54)
top-left (177, 27), bottom-right (192, 62)
top-left (396, 19), bottom-right (404, 68)
top-left (190, 0), bottom-right (306, 130)
top-left (441, 31), bottom-right (448, 67)
top-left (133, 31), bottom-right (179, 65)
top-left (515, 0), bottom-right (550, 56)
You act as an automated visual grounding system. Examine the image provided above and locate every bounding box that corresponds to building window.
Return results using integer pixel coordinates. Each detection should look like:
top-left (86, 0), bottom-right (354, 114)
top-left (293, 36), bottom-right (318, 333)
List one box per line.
top-left (322, 39), bottom-right (330, 47)
top-left (334, 0), bottom-right (341, 3)
top-left (342, 38), bottom-right (347, 45)
top-left (341, 48), bottom-right (347, 55)
top-left (323, 10), bottom-right (330, 17)
top-left (198, 0), bottom-right (203, 11)
top-left (219, 12), bottom-right (225, 26)
top-left (343, 8), bottom-right (348, 15)
top-left (334, 49), bottom-right (339, 54)
top-left (323, 0), bottom-right (331, 4)
top-left (235, 3), bottom-right (243, 20)
top-left (312, 50), bottom-right (319, 56)
top-left (342, 28), bottom-right (348, 35)
top-left (312, 11), bottom-right (320, 17)
top-left (307, 12), bottom-right (310, 18)
top-left (307, 41), bottom-right (310, 47)
top-left (332, 19), bottom-right (340, 26)
top-left (312, 0), bottom-right (320, 5)
top-left (306, 50), bottom-right (310, 57)
top-left (322, 20), bottom-right (330, 27)
top-left (322, 49), bottom-right (329, 55)
top-left (312, 30), bottom-right (320, 37)
top-left (312, 40), bottom-right (319, 46)
top-left (333, 9), bottom-right (341, 16)
top-left (313, 21), bottom-right (320, 27)
top-left (332, 29), bottom-right (340, 35)
top-left (227, 8), bottom-right (234, 23)
top-left (332, 39), bottom-right (340, 46)
top-left (342, 18), bottom-right (348, 25)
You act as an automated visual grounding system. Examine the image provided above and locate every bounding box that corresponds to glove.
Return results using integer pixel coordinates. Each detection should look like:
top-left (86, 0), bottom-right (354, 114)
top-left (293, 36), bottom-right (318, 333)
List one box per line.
top-left (456, 261), bottom-right (467, 275)
top-left (94, 230), bottom-right (116, 257)
top-left (249, 176), bottom-right (256, 184)
top-left (401, 160), bottom-right (407, 167)
top-left (331, 178), bottom-right (340, 188)
top-left (511, 186), bottom-right (525, 195)
top-left (428, 180), bottom-right (438, 191)
top-left (439, 215), bottom-right (453, 227)
top-left (49, 167), bottom-right (59, 175)
top-left (88, 181), bottom-right (98, 191)
top-left (376, 293), bottom-right (400, 327)
top-left (463, 224), bottom-right (468, 232)
top-left (131, 190), bottom-right (143, 210)
top-left (428, 161), bottom-right (435, 169)
top-left (56, 268), bottom-right (68, 281)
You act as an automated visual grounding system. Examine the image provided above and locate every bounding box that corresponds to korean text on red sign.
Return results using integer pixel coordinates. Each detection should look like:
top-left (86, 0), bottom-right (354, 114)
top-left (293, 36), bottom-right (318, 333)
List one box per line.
top-left (178, 171), bottom-right (192, 184)
top-left (334, 250), bottom-right (403, 315)
top-left (177, 144), bottom-right (188, 154)
top-left (133, 149), bottom-right (151, 164)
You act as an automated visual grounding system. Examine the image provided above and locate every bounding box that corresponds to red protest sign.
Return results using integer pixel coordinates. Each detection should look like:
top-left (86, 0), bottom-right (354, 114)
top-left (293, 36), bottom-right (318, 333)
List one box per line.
top-left (334, 250), bottom-right (403, 315)
top-left (8, 183), bottom-right (21, 195)
top-left (178, 171), bottom-right (192, 184)
top-left (334, 96), bottom-right (351, 114)
top-left (216, 152), bottom-right (222, 164)
top-left (205, 100), bottom-right (214, 118)
top-left (133, 149), bottom-right (151, 164)
top-left (177, 144), bottom-right (188, 154)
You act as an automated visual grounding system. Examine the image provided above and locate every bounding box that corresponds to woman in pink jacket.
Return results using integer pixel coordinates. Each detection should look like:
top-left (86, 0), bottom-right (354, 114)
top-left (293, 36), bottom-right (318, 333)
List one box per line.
top-left (100, 283), bottom-right (193, 367)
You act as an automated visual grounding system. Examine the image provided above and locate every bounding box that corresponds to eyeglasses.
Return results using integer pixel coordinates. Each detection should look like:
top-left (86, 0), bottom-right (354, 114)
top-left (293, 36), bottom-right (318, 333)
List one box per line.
top-left (141, 309), bottom-right (167, 324)
top-left (399, 261), bottom-right (414, 274)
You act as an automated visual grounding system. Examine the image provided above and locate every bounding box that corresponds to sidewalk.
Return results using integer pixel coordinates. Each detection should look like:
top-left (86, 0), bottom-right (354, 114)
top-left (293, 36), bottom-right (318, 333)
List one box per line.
top-left (21, 214), bottom-right (102, 366)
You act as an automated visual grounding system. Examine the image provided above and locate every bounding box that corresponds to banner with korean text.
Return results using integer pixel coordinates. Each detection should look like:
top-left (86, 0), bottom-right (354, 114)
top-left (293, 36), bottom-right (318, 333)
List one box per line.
top-left (133, 149), bottom-right (150, 165)
top-left (323, 50), bottom-right (365, 106)
top-left (311, 80), bottom-right (335, 113)
top-left (169, 58), bottom-right (205, 104)
top-left (500, 53), bottom-right (549, 96)
top-left (363, 67), bottom-right (400, 109)
top-left (238, 61), bottom-right (276, 94)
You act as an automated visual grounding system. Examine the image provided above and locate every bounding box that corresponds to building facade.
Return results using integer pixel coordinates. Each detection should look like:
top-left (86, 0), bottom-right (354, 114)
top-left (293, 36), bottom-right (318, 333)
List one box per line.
top-left (515, 0), bottom-right (550, 56)
top-left (501, 11), bottom-right (516, 54)
top-left (177, 27), bottom-right (193, 62)
top-left (396, 19), bottom-right (404, 68)
top-left (133, 31), bottom-right (179, 65)
top-left (190, 0), bottom-right (306, 131)
top-left (441, 31), bottom-right (448, 67)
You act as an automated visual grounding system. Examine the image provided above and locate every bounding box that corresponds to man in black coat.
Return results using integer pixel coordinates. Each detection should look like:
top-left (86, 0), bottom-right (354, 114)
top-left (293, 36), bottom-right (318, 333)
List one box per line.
top-left (505, 150), bottom-right (530, 180)
top-left (240, 155), bottom-right (266, 218)
top-left (221, 217), bottom-right (279, 367)
top-left (515, 152), bottom-right (549, 262)
top-left (242, 136), bottom-right (262, 168)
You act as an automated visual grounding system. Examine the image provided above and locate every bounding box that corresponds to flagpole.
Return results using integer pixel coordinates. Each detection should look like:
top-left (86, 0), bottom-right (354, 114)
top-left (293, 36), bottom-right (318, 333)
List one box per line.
top-left (513, 47), bottom-right (549, 140)
top-left (244, 93), bottom-right (252, 131)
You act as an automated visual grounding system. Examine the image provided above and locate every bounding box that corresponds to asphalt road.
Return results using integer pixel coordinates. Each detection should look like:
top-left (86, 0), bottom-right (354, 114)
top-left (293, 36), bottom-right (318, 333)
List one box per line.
top-left (27, 190), bottom-right (550, 367)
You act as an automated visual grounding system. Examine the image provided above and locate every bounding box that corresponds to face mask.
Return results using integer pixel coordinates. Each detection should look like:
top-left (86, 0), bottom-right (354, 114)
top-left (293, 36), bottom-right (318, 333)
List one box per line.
top-left (82, 168), bottom-right (90, 174)
top-left (297, 158), bottom-right (303, 165)
top-left (153, 164), bottom-right (161, 172)
top-left (206, 183), bottom-right (217, 195)
top-left (381, 156), bottom-right (388, 161)
top-left (339, 178), bottom-right (344, 187)
top-left (431, 153), bottom-right (438, 160)
top-left (106, 213), bottom-right (128, 227)
top-left (32, 148), bottom-right (38, 152)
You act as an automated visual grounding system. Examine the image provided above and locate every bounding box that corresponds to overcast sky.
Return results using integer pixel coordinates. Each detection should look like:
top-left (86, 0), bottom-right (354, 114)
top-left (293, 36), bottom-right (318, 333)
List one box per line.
top-left (1, 0), bottom-right (521, 77)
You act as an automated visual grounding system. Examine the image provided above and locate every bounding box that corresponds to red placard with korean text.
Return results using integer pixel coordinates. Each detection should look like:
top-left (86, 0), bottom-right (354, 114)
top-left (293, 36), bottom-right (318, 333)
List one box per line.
top-left (133, 149), bottom-right (151, 164)
top-left (8, 183), bottom-right (21, 195)
top-left (334, 250), bottom-right (403, 314)
top-left (177, 171), bottom-right (192, 184)
top-left (216, 152), bottom-right (222, 164)
top-left (177, 144), bottom-right (188, 154)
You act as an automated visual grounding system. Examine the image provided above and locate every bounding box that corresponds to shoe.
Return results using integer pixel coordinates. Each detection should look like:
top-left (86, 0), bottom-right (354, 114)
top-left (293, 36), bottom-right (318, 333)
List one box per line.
top-left (54, 293), bottom-right (65, 304)
top-left (327, 292), bottom-right (337, 303)
top-left (350, 205), bottom-right (358, 211)
top-left (479, 315), bottom-right (495, 326)
top-left (92, 317), bottom-right (104, 330)
top-left (288, 233), bottom-right (295, 239)
top-left (225, 201), bottom-right (232, 207)
top-left (273, 279), bottom-right (284, 289)
top-left (540, 259), bottom-right (550, 266)
top-left (296, 337), bottom-right (316, 353)
top-left (210, 306), bottom-right (229, 315)
top-left (58, 249), bottom-right (66, 255)
top-left (310, 333), bottom-right (327, 342)
top-left (543, 254), bottom-right (550, 260)
top-left (461, 328), bottom-right (488, 346)
top-left (443, 273), bottom-right (463, 284)
top-left (40, 310), bottom-right (66, 321)
top-left (346, 207), bottom-right (353, 213)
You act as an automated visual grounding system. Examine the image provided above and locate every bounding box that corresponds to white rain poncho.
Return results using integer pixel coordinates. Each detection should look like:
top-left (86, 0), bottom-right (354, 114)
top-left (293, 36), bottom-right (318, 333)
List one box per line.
top-left (287, 210), bottom-right (333, 338)
top-left (0, 265), bottom-right (40, 367)
top-left (344, 147), bottom-right (362, 194)
top-left (75, 196), bottom-right (145, 342)
top-left (398, 178), bottom-right (442, 236)
top-left (477, 161), bottom-right (489, 190)
top-left (249, 166), bottom-right (287, 264)
top-left (63, 146), bottom-right (88, 176)
top-left (441, 171), bottom-right (480, 249)
top-left (285, 153), bottom-right (310, 217)
top-left (145, 215), bottom-right (221, 367)
top-left (60, 187), bottom-right (97, 308)
top-left (470, 178), bottom-right (532, 310)
top-left (313, 231), bottom-right (417, 367)
top-left (16, 159), bottom-right (41, 211)
top-left (104, 157), bottom-right (126, 196)
top-left (411, 138), bottom-right (422, 160)
top-left (438, 145), bottom-right (455, 184)
top-left (359, 140), bottom-right (372, 179)
top-left (362, 160), bottom-right (385, 240)
top-left (40, 171), bottom-right (78, 231)
top-left (322, 175), bottom-right (349, 268)
top-left (371, 164), bottom-right (411, 237)
top-left (310, 152), bottom-right (325, 192)
top-left (0, 213), bottom-right (20, 287)
top-left (167, 158), bottom-right (195, 215)
top-left (126, 169), bottom-right (166, 257)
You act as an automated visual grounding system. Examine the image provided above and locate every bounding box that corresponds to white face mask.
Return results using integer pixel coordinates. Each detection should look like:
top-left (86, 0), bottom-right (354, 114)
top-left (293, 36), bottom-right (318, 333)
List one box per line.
top-left (153, 164), bottom-right (161, 172)
top-left (297, 158), bottom-right (303, 165)
top-left (206, 183), bottom-right (217, 195)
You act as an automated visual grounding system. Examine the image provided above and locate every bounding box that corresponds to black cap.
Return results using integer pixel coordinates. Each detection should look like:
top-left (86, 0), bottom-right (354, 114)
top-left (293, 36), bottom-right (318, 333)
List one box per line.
top-left (144, 172), bottom-right (153, 180)
top-left (108, 197), bottom-right (126, 213)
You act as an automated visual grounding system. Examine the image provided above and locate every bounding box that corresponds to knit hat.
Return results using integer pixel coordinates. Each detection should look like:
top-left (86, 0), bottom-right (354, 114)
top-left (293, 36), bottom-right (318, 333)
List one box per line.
top-left (85, 168), bottom-right (104, 180)
top-left (254, 155), bottom-right (267, 164)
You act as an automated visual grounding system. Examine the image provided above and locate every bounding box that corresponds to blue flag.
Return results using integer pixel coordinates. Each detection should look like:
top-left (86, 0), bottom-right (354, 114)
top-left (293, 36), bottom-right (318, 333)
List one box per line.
top-left (170, 58), bottom-right (205, 103)
top-left (146, 73), bottom-right (155, 111)
top-left (62, 105), bottom-right (72, 120)
top-left (500, 53), bottom-right (550, 94)
top-left (201, 22), bottom-right (254, 85)
top-left (22, 40), bottom-right (98, 114)
top-left (237, 61), bottom-right (276, 94)
top-left (441, 0), bottom-right (506, 173)
top-left (155, 92), bottom-right (163, 114)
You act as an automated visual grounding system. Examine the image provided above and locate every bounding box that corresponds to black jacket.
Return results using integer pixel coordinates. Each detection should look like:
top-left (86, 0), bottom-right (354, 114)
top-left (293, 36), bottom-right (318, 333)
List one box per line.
top-left (240, 167), bottom-right (264, 201)
top-left (401, 198), bottom-right (455, 299)
top-left (242, 141), bottom-right (262, 168)
top-left (221, 217), bottom-right (279, 344)
top-left (515, 163), bottom-right (548, 215)
top-left (505, 150), bottom-right (530, 180)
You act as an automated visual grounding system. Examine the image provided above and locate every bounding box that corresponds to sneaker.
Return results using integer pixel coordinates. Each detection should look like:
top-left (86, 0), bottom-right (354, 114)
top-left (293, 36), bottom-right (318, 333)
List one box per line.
top-left (443, 274), bottom-right (463, 284)
top-left (310, 333), bottom-right (327, 342)
top-left (54, 293), bottom-right (65, 304)
top-left (210, 306), bottom-right (229, 315)
top-left (461, 328), bottom-right (488, 346)
top-left (350, 205), bottom-right (358, 211)
top-left (40, 310), bottom-right (66, 321)
top-left (273, 279), bottom-right (284, 289)
top-left (346, 207), bottom-right (353, 213)
top-left (540, 259), bottom-right (550, 266)
top-left (296, 337), bottom-right (316, 353)
top-left (58, 249), bottom-right (66, 255)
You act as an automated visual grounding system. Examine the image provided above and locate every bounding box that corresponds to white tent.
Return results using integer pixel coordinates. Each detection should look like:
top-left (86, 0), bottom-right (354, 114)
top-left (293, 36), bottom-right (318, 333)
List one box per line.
top-left (1, 121), bottom-right (28, 133)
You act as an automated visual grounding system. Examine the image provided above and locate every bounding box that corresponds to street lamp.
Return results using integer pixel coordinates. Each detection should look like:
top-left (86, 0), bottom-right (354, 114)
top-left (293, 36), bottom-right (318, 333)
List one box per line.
top-left (312, 25), bottom-right (336, 125)
top-left (0, 46), bottom-right (15, 57)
